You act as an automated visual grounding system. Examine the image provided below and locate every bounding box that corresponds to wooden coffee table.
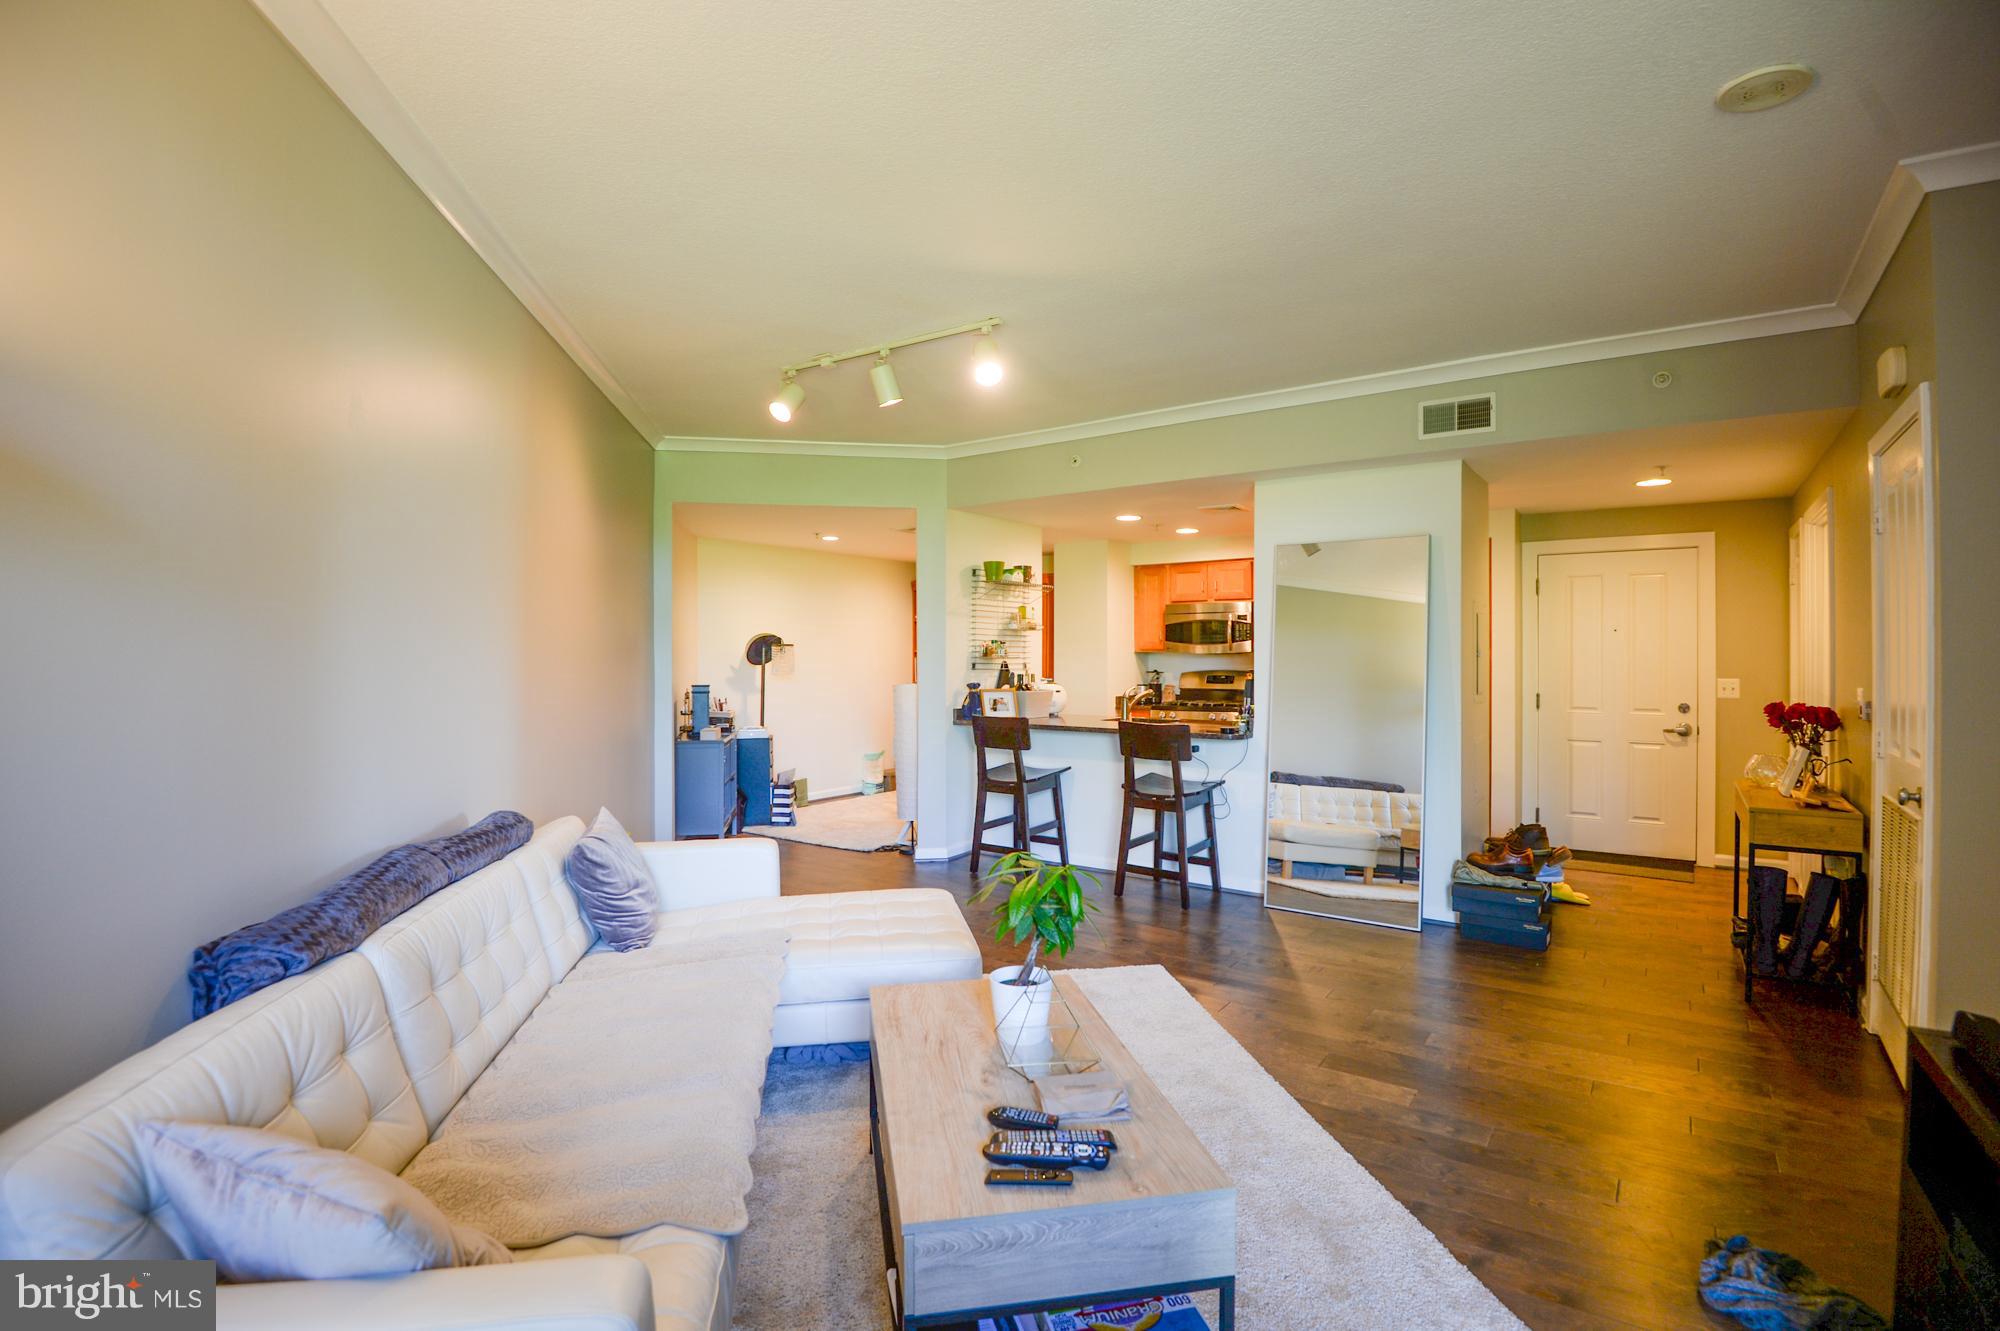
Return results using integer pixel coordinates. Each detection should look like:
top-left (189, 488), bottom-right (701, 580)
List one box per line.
top-left (868, 975), bottom-right (1236, 1329)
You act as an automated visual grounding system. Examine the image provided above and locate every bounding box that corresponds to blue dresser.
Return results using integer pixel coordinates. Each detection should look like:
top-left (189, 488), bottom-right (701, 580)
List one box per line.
top-left (674, 735), bottom-right (739, 837)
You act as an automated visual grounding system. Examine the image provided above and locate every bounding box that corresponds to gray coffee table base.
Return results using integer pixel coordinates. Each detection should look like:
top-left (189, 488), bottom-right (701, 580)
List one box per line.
top-left (868, 1065), bottom-right (1237, 1330)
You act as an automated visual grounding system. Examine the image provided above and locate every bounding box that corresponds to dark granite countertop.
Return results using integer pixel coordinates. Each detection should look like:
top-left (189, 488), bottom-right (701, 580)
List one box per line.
top-left (949, 711), bottom-right (1252, 740)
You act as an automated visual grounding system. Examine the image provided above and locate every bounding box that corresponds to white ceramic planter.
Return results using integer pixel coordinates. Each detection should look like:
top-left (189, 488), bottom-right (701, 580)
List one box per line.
top-left (989, 964), bottom-right (1053, 1040)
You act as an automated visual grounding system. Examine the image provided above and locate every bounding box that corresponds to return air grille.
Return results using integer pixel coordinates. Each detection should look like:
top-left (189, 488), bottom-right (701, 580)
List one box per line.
top-left (1418, 393), bottom-right (1496, 439)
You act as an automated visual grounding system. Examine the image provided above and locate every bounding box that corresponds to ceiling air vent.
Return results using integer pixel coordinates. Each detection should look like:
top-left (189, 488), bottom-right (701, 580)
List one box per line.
top-left (1418, 393), bottom-right (1496, 439)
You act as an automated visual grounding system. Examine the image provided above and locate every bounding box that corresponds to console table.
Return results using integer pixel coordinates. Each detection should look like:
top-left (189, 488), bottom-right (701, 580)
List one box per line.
top-left (1731, 778), bottom-right (1865, 1004)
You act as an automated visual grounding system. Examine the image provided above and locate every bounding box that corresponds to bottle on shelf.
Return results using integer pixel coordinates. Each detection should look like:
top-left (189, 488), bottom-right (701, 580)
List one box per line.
top-left (995, 660), bottom-right (1014, 688)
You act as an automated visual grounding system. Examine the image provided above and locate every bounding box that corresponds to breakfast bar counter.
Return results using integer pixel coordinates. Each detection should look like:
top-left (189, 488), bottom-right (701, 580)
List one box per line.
top-left (949, 711), bottom-right (1263, 893)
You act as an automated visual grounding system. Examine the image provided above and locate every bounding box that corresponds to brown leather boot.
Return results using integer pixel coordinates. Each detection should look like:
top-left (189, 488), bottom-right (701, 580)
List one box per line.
top-left (1510, 824), bottom-right (1572, 867)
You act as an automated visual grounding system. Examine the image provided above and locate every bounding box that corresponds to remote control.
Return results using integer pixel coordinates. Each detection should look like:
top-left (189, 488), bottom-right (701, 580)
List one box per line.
top-left (983, 1134), bottom-right (1113, 1171)
top-left (988, 1105), bottom-right (1059, 1131)
top-left (985, 1167), bottom-right (1073, 1187)
top-left (993, 1127), bottom-right (1119, 1152)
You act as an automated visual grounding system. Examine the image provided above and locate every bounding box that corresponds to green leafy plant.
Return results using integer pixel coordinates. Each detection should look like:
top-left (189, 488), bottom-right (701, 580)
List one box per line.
top-left (970, 851), bottom-right (1100, 984)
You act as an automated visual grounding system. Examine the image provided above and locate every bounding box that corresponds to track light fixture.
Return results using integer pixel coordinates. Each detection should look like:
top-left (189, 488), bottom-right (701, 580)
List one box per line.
top-left (870, 353), bottom-right (903, 408)
top-left (765, 318), bottom-right (1002, 423)
top-left (769, 373), bottom-right (804, 423)
top-left (971, 327), bottom-right (1004, 387)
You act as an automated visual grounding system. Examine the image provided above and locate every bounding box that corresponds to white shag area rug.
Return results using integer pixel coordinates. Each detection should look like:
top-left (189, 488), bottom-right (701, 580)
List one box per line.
top-left (744, 791), bottom-right (908, 853)
top-left (732, 964), bottom-right (1524, 1330)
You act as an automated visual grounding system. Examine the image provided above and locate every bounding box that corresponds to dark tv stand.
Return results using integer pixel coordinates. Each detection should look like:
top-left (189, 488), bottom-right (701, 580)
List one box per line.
top-left (1896, 1028), bottom-right (2000, 1328)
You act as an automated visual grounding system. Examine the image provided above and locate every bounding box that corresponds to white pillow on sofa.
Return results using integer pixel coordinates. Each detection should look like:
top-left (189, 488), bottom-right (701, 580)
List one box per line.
top-left (138, 1121), bottom-right (512, 1282)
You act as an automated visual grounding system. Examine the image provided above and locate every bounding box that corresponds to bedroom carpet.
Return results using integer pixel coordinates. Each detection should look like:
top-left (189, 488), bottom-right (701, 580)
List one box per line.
top-left (732, 964), bottom-right (1524, 1330)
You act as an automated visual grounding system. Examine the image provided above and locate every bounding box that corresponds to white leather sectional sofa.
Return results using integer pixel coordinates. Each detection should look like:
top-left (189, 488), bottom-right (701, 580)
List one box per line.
top-left (0, 817), bottom-right (982, 1330)
top-left (1267, 780), bottom-right (1423, 891)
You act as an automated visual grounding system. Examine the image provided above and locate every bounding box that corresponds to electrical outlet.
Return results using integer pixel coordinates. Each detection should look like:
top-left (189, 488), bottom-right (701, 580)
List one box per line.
top-left (1717, 678), bottom-right (1741, 699)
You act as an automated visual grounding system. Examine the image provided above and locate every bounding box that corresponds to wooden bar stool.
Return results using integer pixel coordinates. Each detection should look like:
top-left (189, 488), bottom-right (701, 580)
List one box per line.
top-left (969, 714), bottom-right (1072, 879)
top-left (1114, 721), bottom-right (1224, 909)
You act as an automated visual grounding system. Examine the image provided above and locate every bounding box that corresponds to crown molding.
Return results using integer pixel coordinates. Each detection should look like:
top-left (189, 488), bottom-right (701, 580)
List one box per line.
top-left (655, 302), bottom-right (1849, 459)
top-left (654, 435), bottom-right (946, 460)
top-left (1836, 140), bottom-right (2000, 320)
top-left (248, 0), bottom-right (662, 442)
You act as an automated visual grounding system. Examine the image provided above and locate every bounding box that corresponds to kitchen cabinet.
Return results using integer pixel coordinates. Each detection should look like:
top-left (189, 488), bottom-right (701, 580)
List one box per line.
top-left (1133, 564), bottom-right (1167, 652)
top-left (1207, 558), bottom-right (1254, 600)
top-left (1165, 559), bottom-right (1254, 603)
top-left (1165, 563), bottom-right (1212, 602)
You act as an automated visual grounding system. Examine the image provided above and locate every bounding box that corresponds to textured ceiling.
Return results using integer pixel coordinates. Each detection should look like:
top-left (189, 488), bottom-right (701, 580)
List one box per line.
top-left (305, 0), bottom-right (2000, 445)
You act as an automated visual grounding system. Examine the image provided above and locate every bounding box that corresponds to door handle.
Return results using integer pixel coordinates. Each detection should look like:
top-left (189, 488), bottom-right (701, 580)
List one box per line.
top-left (1896, 786), bottom-right (1923, 807)
top-left (1662, 723), bottom-right (1692, 738)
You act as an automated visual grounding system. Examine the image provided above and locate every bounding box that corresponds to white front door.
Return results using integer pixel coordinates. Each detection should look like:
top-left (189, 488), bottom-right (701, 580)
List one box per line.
top-left (1869, 388), bottom-right (1935, 1083)
top-left (1536, 547), bottom-right (1700, 860)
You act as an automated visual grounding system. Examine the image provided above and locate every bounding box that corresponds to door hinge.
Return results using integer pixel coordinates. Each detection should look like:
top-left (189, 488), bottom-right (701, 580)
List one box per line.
top-left (1534, 805), bottom-right (1541, 824)
top-left (1872, 508), bottom-right (1884, 535)
top-left (1534, 576), bottom-right (1540, 595)
top-left (1535, 691), bottom-right (1541, 710)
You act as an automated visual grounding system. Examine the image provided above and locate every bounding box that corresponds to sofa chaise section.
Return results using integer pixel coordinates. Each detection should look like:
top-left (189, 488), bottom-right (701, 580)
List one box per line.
top-left (0, 815), bottom-right (982, 1331)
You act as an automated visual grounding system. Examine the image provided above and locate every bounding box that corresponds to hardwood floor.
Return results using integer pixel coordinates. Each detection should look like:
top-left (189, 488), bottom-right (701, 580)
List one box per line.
top-left (772, 839), bottom-right (1906, 1330)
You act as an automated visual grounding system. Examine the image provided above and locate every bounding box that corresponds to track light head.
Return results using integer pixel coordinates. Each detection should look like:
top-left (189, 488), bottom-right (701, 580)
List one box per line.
top-left (769, 375), bottom-right (804, 423)
top-left (971, 329), bottom-right (1004, 388)
top-left (870, 353), bottom-right (903, 408)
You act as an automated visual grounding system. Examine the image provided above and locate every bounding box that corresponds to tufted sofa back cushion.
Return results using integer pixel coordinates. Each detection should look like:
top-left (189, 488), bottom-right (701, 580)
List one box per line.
top-left (0, 953), bottom-right (427, 1260)
top-left (358, 820), bottom-right (587, 1132)
top-left (1270, 782), bottom-right (1422, 832)
top-left (512, 816), bottom-right (592, 976)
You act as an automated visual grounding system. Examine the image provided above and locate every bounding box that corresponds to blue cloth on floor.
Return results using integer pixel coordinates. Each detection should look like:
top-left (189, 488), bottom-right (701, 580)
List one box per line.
top-left (771, 1042), bottom-right (871, 1065)
top-left (1697, 1236), bottom-right (1886, 1331)
top-left (188, 811), bottom-right (532, 1017)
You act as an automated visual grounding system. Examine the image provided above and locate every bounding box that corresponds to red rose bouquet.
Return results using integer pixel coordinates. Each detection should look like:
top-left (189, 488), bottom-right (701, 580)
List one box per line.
top-left (1763, 700), bottom-right (1842, 749)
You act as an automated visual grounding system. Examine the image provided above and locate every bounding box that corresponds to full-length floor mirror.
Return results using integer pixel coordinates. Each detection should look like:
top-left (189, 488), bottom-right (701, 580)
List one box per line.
top-left (1264, 535), bottom-right (1429, 930)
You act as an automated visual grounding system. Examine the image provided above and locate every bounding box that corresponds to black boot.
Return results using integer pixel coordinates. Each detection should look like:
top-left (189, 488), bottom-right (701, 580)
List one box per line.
top-left (1786, 872), bottom-right (1841, 979)
top-left (1748, 865), bottom-right (1787, 976)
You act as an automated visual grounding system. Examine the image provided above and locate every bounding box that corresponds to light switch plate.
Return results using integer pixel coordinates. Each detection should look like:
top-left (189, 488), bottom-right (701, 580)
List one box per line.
top-left (1717, 678), bottom-right (1741, 699)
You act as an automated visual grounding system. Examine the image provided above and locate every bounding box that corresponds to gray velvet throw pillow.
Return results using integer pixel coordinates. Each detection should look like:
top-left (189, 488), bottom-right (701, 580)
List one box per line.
top-left (564, 807), bottom-right (658, 951)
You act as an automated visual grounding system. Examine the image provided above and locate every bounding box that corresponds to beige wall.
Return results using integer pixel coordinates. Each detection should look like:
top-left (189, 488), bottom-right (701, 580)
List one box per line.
top-left (1925, 181), bottom-right (2000, 1020)
top-left (682, 538), bottom-right (915, 796)
top-left (1518, 500), bottom-right (1793, 857)
top-left (1268, 588), bottom-right (1427, 793)
top-left (0, 0), bottom-right (653, 1123)
top-left (1788, 202), bottom-right (1936, 819)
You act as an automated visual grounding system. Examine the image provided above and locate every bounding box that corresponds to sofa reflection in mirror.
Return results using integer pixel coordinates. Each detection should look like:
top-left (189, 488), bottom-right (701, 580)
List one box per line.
top-left (1263, 535), bottom-right (1429, 931)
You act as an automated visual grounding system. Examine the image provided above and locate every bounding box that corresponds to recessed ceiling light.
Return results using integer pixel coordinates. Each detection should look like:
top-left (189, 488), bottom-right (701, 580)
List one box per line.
top-left (1115, 514), bottom-right (1142, 522)
top-left (818, 533), bottom-right (839, 542)
top-left (1176, 527), bottom-right (1199, 535)
top-left (1636, 466), bottom-right (1673, 489)
top-left (1715, 64), bottom-right (1814, 113)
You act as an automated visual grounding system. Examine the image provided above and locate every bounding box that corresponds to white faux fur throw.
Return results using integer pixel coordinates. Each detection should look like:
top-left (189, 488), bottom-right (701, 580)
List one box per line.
top-left (401, 929), bottom-right (789, 1247)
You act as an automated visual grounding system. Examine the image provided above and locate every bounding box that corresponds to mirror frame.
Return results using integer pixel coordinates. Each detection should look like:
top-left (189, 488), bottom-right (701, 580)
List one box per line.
top-left (1261, 534), bottom-right (1430, 931)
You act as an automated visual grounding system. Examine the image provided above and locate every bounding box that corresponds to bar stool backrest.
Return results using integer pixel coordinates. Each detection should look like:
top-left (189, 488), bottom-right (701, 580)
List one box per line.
top-left (1118, 720), bottom-right (1192, 799)
top-left (972, 713), bottom-right (1033, 786)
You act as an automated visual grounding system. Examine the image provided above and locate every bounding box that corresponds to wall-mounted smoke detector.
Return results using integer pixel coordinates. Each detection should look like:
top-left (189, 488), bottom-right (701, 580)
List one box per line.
top-left (1418, 393), bottom-right (1496, 439)
top-left (1716, 65), bottom-right (1814, 113)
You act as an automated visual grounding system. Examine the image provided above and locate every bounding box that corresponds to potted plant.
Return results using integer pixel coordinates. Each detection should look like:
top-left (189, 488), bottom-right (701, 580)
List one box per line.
top-left (970, 851), bottom-right (1099, 1038)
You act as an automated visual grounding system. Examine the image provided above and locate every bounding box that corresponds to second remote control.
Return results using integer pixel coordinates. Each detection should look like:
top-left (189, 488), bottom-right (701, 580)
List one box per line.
top-left (987, 1105), bottom-right (1060, 1130)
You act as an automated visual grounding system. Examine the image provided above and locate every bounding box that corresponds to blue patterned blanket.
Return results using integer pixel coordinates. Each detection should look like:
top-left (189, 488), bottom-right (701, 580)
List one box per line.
top-left (188, 811), bottom-right (532, 1016)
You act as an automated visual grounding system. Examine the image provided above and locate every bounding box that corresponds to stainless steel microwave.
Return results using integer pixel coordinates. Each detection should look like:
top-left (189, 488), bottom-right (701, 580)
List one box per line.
top-left (1162, 601), bottom-right (1252, 654)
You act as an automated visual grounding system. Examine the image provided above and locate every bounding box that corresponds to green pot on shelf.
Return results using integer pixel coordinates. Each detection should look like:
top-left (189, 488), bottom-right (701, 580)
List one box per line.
top-left (982, 560), bottom-right (1005, 583)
